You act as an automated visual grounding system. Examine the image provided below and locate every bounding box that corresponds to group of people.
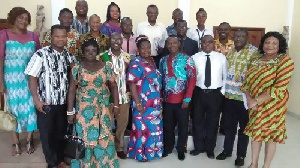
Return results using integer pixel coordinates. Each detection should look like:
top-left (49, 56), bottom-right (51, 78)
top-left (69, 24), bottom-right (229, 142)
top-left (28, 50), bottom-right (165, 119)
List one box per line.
top-left (0, 1), bottom-right (294, 168)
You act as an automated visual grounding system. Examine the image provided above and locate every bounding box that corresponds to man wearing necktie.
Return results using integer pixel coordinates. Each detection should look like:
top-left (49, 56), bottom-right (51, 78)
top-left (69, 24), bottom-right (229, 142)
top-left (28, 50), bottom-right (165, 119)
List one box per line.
top-left (190, 35), bottom-right (227, 159)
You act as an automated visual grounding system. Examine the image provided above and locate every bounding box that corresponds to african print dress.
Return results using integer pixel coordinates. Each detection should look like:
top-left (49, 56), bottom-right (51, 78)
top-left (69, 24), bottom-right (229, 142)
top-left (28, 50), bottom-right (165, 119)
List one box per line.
top-left (70, 62), bottom-right (119, 168)
top-left (127, 56), bottom-right (163, 161)
top-left (241, 54), bottom-right (294, 143)
top-left (1, 30), bottom-right (39, 133)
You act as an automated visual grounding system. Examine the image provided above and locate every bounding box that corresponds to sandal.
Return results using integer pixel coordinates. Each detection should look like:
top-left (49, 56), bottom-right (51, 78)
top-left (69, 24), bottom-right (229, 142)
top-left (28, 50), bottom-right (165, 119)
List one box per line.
top-left (26, 140), bottom-right (35, 154)
top-left (12, 143), bottom-right (21, 156)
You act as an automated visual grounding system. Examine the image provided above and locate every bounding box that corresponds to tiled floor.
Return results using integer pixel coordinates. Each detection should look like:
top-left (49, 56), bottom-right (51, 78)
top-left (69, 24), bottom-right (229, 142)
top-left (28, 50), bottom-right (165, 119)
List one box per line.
top-left (0, 115), bottom-right (299, 168)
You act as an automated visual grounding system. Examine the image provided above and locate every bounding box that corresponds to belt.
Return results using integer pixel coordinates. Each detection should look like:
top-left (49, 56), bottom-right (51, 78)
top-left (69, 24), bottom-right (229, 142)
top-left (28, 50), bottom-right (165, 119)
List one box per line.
top-left (200, 87), bottom-right (221, 93)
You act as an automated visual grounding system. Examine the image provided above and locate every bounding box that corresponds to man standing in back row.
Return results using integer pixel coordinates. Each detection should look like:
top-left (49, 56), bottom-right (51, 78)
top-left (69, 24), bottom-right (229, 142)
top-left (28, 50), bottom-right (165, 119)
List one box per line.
top-left (72, 0), bottom-right (89, 34)
top-left (136, 4), bottom-right (168, 68)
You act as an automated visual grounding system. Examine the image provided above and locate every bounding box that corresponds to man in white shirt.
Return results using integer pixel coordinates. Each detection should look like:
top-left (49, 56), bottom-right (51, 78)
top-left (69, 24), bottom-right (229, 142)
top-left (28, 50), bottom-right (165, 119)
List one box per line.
top-left (190, 35), bottom-right (227, 159)
top-left (186, 8), bottom-right (214, 49)
top-left (136, 4), bottom-right (168, 68)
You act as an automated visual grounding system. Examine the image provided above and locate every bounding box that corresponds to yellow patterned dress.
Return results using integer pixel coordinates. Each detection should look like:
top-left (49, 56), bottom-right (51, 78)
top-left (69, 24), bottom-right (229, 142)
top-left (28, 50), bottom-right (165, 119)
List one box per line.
top-left (71, 62), bottom-right (119, 168)
top-left (241, 54), bottom-right (294, 143)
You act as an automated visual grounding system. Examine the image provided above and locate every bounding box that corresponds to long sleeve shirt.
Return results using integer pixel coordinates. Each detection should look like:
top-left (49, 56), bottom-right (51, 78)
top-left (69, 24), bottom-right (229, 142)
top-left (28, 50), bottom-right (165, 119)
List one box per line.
top-left (159, 53), bottom-right (196, 103)
top-left (225, 44), bottom-right (259, 101)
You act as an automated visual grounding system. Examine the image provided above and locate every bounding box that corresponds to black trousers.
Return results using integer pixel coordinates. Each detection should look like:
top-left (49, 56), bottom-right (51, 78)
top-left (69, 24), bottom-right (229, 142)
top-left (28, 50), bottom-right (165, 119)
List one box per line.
top-left (191, 86), bottom-right (223, 152)
top-left (163, 103), bottom-right (189, 153)
top-left (219, 96), bottom-right (226, 131)
top-left (222, 98), bottom-right (249, 157)
top-left (37, 104), bottom-right (67, 167)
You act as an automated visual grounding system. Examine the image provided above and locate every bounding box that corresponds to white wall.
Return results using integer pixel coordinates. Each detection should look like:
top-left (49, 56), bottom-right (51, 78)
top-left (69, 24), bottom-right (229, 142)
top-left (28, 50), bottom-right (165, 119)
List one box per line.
top-left (287, 0), bottom-right (300, 116)
top-left (189, 0), bottom-right (289, 32)
top-left (0, 0), bottom-right (52, 31)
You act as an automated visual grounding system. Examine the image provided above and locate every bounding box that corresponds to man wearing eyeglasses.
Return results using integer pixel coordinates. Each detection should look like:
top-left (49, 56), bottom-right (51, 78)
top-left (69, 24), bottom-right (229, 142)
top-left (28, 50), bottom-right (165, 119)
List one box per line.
top-left (190, 35), bottom-right (227, 159)
top-left (100, 32), bottom-right (131, 159)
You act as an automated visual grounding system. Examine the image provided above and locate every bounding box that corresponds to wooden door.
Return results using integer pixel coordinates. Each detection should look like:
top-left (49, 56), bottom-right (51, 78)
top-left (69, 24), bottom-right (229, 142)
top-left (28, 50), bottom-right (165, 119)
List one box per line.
top-left (213, 26), bottom-right (265, 48)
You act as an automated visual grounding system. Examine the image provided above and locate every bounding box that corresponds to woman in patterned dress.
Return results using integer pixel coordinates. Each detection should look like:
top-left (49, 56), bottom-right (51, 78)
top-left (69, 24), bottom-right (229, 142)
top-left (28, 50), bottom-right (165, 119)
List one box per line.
top-left (241, 32), bottom-right (294, 168)
top-left (0, 7), bottom-right (40, 156)
top-left (67, 38), bottom-right (120, 168)
top-left (127, 35), bottom-right (163, 162)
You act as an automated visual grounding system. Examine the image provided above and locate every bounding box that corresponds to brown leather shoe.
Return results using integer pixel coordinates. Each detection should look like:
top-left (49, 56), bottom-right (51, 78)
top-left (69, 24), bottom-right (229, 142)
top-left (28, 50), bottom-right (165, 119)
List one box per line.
top-left (117, 151), bottom-right (127, 159)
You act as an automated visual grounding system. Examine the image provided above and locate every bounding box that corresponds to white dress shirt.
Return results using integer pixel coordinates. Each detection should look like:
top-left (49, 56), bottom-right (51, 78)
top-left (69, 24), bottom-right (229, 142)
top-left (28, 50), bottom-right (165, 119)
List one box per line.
top-left (186, 27), bottom-right (214, 47)
top-left (192, 51), bottom-right (227, 94)
top-left (136, 21), bottom-right (168, 56)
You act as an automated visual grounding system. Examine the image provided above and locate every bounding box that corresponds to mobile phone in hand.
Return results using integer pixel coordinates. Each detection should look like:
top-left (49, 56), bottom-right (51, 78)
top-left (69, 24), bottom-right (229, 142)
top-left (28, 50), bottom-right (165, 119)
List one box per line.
top-left (42, 105), bottom-right (51, 113)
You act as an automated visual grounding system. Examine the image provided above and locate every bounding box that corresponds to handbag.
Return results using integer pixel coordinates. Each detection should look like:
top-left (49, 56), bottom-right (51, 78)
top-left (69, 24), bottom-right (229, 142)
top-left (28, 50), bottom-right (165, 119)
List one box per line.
top-left (64, 124), bottom-right (85, 159)
top-left (0, 95), bottom-right (17, 131)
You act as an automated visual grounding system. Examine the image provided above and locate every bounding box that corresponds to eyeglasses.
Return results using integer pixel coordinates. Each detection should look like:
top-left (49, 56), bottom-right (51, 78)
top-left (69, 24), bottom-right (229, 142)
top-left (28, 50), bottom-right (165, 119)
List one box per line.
top-left (111, 38), bottom-right (123, 44)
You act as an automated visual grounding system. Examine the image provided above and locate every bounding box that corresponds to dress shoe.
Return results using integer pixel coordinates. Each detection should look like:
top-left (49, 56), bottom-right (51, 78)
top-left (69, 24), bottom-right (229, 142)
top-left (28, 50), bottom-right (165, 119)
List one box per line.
top-left (162, 152), bottom-right (169, 157)
top-left (117, 151), bottom-right (127, 159)
top-left (178, 152), bottom-right (185, 161)
top-left (189, 149), bottom-right (205, 156)
top-left (162, 150), bottom-right (172, 157)
top-left (216, 151), bottom-right (232, 160)
top-left (235, 156), bottom-right (245, 166)
top-left (206, 151), bottom-right (215, 159)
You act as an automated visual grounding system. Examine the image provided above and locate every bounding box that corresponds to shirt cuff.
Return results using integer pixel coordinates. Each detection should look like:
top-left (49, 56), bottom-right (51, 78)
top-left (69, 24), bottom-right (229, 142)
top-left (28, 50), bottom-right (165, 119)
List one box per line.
top-left (183, 98), bottom-right (191, 103)
top-left (221, 88), bottom-right (225, 95)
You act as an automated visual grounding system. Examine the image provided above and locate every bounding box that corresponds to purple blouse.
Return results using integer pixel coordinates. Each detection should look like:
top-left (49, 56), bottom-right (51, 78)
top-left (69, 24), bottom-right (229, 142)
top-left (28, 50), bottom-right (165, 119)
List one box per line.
top-left (0, 29), bottom-right (41, 58)
top-left (100, 21), bottom-right (122, 36)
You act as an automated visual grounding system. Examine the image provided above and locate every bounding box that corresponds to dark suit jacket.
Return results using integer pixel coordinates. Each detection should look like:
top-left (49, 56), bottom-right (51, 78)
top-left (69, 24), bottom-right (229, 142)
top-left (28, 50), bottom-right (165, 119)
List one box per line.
top-left (162, 37), bottom-right (199, 57)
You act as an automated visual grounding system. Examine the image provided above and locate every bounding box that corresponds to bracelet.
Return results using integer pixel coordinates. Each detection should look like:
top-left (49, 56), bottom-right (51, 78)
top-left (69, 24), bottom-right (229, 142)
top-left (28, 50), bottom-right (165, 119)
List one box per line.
top-left (113, 105), bottom-right (120, 109)
top-left (136, 103), bottom-right (142, 107)
top-left (67, 111), bottom-right (75, 115)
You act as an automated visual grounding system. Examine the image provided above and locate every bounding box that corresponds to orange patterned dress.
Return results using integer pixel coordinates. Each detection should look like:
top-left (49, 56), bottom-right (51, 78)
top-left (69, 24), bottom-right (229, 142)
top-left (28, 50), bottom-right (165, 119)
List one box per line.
top-left (241, 54), bottom-right (294, 143)
top-left (71, 62), bottom-right (119, 168)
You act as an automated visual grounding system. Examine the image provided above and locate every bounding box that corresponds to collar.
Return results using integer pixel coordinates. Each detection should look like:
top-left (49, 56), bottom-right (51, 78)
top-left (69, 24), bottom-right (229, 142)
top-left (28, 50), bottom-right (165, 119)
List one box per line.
top-left (234, 43), bottom-right (251, 52)
top-left (178, 36), bottom-right (187, 41)
top-left (49, 46), bottom-right (68, 55)
top-left (169, 24), bottom-right (175, 28)
top-left (146, 21), bottom-right (159, 26)
top-left (87, 31), bottom-right (106, 38)
top-left (195, 26), bottom-right (206, 32)
top-left (108, 48), bottom-right (125, 57)
top-left (215, 39), bottom-right (234, 45)
top-left (75, 15), bottom-right (88, 22)
top-left (201, 51), bottom-right (212, 55)
top-left (121, 33), bottom-right (135, 39)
